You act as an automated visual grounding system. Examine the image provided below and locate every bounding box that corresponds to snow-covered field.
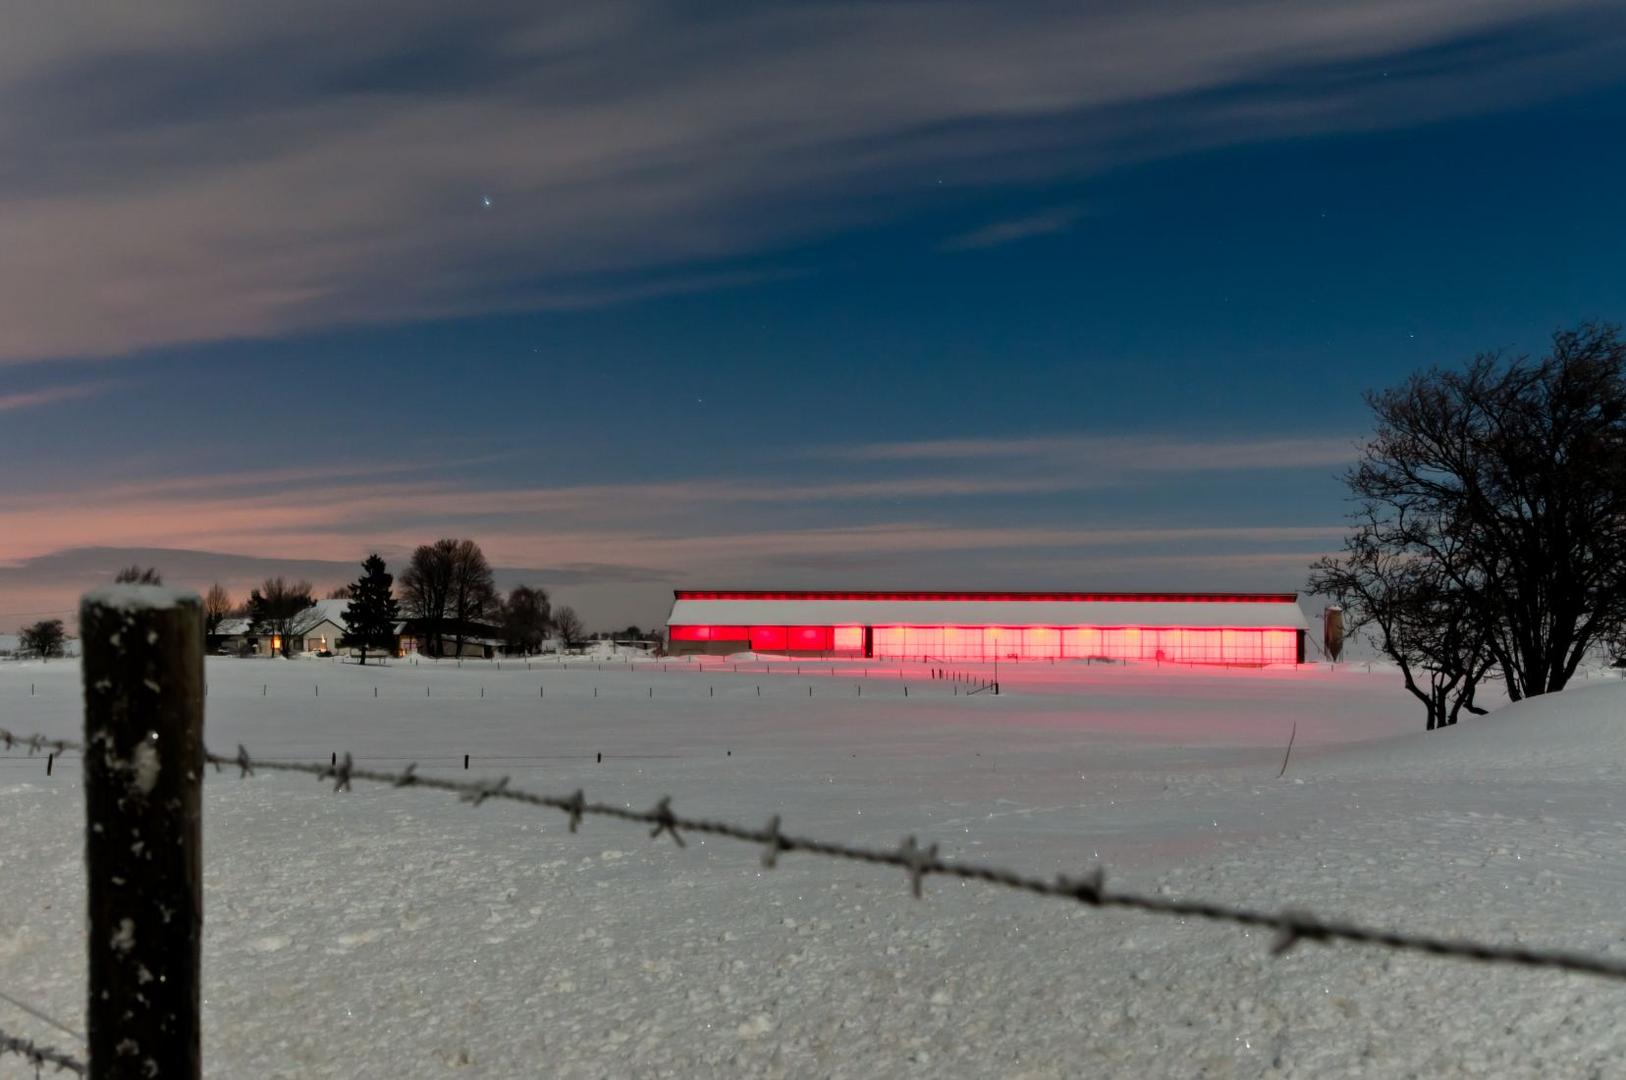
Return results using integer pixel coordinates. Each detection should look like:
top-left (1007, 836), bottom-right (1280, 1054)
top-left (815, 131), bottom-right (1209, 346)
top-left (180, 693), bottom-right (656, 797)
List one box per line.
top-left (2, 654), bottom-right (1624, 1078)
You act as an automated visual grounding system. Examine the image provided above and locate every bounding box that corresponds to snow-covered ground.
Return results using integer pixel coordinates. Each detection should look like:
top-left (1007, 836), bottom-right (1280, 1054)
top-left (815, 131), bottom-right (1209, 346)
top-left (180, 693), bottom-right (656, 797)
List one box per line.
top-left (2, 655), bottom-right (1624, 1077)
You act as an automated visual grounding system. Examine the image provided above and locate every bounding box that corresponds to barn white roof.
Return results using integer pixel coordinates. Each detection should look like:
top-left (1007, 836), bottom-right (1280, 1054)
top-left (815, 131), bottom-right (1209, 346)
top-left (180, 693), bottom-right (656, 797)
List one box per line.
top-left (667, 592), bottom-right (1308, 630)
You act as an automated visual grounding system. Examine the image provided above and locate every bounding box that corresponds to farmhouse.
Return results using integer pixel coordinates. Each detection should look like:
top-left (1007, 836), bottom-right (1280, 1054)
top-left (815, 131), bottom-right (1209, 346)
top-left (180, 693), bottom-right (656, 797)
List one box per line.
top-left (214, 599), bottom-right (352, 657)
top-left (666, 590), bottom-right (1308, 665)
top-left (213, 602), bottom-right (506, 659)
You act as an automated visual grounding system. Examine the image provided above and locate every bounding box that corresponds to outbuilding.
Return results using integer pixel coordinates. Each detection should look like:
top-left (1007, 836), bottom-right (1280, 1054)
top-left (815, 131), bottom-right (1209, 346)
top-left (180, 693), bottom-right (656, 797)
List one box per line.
top-left (666, 590), bottom-right (1307, 665)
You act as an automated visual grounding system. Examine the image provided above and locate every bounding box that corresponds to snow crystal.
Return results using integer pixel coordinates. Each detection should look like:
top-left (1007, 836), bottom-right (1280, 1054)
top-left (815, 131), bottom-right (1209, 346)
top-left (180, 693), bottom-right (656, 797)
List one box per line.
top-left (110, 918), bottom-right (134, 954)
top-left (129, 739), bottom-right (160, 795)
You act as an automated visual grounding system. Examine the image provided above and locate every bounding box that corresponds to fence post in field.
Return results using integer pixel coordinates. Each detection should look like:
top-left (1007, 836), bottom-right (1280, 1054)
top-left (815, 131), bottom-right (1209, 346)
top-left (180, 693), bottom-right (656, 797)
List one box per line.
top-left (81, 586), bottom-right (204, 1080)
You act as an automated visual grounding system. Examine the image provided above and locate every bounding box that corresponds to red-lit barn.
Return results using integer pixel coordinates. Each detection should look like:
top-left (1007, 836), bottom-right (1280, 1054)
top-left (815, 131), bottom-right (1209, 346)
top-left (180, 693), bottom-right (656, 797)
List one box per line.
top-left (666, 590), bottom-right (1308, 665)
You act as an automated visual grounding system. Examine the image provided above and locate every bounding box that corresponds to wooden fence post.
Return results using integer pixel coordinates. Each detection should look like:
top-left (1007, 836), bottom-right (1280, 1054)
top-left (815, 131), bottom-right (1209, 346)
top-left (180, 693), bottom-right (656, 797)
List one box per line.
top-left (81, 586), bottom-right (204, 1080)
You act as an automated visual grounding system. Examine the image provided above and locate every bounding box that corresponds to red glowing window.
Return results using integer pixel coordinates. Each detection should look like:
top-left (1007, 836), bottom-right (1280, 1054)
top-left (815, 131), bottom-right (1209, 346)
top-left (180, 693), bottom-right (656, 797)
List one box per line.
top-left (749, 626), bottom-right (788, 651)
top-left (832, 625), bottom-right (864, 651)
top-left (788, 626), bottom-right (833, 651)
top-left (1024, 626), bottom-right (1061, 658)
top-left (943, 626), bottom-right (980, 657)
top-left (1062, 627), bottom-right (1100, 657)
top-left (669, 625), bottom-right (749, 642)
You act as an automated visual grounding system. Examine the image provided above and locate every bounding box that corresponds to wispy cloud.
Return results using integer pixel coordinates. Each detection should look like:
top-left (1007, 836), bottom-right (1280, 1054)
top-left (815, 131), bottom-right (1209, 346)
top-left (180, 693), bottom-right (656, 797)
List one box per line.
top-left (1, 1), bottom-right (1618, 362)
top-left (817, 432), bottom-right (1360, 471)
top-left (0, 379), bottom-right (114, 412)
top-left (0, 431), bottom-right (1356, 556)
top-left (941, 206), bottom-right (1085, 251)
top-left (0, 452), bottom-right (1349, 568)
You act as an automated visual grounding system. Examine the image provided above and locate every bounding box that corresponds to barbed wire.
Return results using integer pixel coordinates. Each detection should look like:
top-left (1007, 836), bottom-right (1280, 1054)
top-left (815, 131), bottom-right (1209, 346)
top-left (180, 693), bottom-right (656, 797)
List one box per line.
top-left (0, 1024), bottom-right (86, 1076)
top-left (0, 732), bottom-right (73, 757)
top-left (6, 727), bottom-right (1626, 982)
top-left (0, 990), bottom-right (83, 1047)
top-left (209, 743), bottom-right (1626, 980)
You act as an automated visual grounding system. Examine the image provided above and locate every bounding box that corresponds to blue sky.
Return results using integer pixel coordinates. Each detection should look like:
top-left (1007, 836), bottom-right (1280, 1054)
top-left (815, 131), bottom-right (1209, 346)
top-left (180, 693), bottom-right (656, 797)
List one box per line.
top-left (3, 2), bottom-right (1625, 628)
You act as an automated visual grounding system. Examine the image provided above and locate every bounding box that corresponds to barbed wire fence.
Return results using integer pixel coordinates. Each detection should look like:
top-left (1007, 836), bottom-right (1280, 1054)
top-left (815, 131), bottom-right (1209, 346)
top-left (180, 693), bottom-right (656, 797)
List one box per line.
top-left (5, 725), bottom-right (1626, 984)
top-left (194, 748), bottom-right (1626, 979)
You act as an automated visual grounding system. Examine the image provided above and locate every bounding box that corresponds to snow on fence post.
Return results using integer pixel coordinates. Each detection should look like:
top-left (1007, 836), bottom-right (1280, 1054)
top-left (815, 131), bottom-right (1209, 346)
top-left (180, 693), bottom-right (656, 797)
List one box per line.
top-left (81, 585), bottom-right (205, 1080)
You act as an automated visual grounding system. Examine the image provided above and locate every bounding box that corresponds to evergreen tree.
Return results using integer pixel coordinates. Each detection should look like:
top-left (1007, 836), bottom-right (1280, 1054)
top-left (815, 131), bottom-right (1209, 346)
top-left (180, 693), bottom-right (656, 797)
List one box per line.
top-left (343, 554), bottom-right (400, 666)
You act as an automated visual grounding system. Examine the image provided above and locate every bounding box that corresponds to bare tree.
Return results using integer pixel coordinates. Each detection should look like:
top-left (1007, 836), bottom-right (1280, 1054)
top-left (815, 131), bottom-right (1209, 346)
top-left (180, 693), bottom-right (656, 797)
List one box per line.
top-left (447, 540), bottom-right (497, 657)
top-left (400, 541), bottom-right (455, 656)
top-left (246, 577), bottom-right (314, 657)
top-left (553, 606), bottom-right (585, 651)
top-left (203, 584), bottom-right (233, 638)
top-left (326, 585), bottom-right (352, 600)
top-left (1328, 323), bottom-right (1626, 703)
top-left (1310, 514), bottom-right (1495, 730)
top-left (501, 585), bottom-right (552, 655)
top-left (19, 619), bottom-right (67, 660)
top-left (1609, 629), bottom-right (1626, 669)
top-left (114, 565), bottom-right (163, 585)
top-left (399, 539), bottom-right (496, 657)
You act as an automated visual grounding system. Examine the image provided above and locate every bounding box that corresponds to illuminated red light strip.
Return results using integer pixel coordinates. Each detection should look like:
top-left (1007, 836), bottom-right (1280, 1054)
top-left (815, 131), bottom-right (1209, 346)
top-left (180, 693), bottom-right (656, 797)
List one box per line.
top-left (670, 625), bottom-right (1302, 637)
top-left (673, 590), bottom-right (1298, 604)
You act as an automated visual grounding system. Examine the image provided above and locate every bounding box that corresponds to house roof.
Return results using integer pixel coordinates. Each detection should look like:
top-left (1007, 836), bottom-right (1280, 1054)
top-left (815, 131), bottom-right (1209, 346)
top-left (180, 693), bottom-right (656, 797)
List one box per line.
top-left (217, 598), bottom-right (352, 638)
top-left (290, 599), bottom-right (351, 633)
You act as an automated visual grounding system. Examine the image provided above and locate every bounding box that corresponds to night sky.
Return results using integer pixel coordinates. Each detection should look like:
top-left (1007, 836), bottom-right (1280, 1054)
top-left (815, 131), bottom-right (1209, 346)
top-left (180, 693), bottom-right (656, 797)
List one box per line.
top-left (4, 2), bottom-right (1626, 628)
